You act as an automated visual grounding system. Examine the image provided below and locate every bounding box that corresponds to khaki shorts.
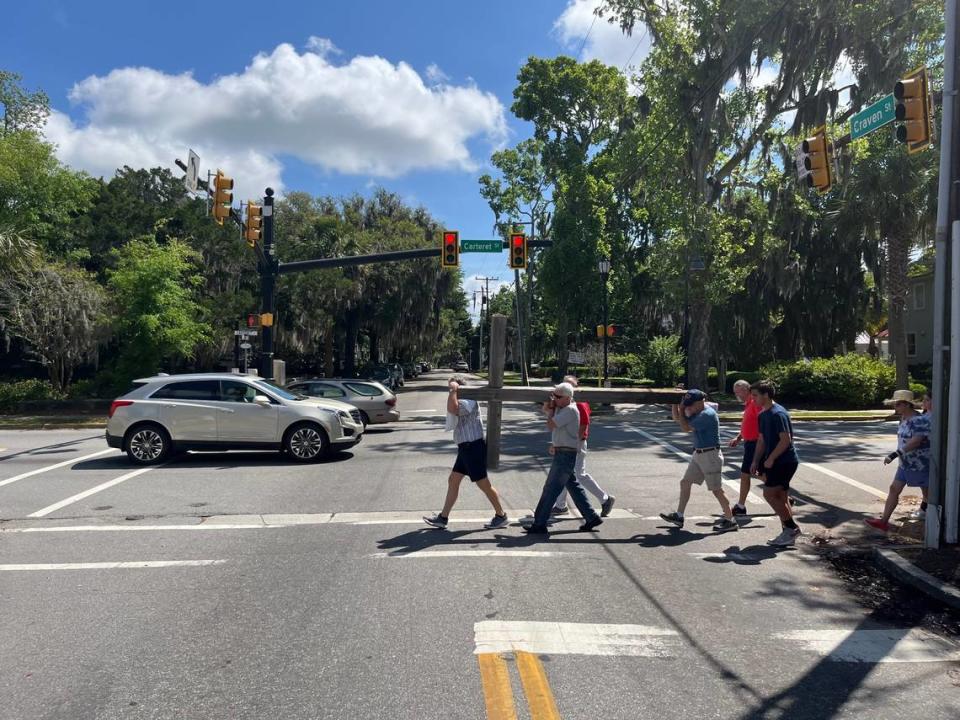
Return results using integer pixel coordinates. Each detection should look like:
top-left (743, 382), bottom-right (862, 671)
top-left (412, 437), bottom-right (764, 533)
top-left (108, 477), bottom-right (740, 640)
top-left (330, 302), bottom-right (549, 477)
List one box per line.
top-left (682, 448), bottom-right (724, 490)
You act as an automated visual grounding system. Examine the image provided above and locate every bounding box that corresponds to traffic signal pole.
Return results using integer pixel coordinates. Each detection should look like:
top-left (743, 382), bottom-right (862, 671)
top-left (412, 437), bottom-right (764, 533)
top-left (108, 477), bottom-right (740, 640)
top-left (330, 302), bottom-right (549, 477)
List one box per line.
top-left (259, 188), bottom-right (278, 379)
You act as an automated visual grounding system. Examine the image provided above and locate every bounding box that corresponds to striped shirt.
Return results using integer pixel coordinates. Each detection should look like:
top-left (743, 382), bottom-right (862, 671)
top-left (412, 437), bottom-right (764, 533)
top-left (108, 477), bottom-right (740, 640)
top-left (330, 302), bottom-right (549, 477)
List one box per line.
top-left (453, 399), bottom-right (484, 444)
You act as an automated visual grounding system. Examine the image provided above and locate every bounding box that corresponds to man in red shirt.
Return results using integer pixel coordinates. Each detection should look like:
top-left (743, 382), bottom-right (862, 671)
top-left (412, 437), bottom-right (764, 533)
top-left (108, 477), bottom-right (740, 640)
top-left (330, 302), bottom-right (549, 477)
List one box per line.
top-left (728, 379), bottom-right (760, 516)
top-left (552, 375), bottom-right (615, 517)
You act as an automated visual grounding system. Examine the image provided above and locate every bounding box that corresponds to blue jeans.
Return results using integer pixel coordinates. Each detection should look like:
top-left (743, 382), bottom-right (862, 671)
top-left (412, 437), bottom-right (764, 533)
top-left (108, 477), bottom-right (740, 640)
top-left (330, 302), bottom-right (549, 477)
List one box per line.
top-left (533, 450), bottom-right (600, 527)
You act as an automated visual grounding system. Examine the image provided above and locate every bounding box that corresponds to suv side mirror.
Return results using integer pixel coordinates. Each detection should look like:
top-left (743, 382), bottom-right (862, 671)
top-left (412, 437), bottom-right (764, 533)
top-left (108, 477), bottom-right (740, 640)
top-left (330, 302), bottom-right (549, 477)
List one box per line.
top-left (254, 395), bottom-right (272, 405)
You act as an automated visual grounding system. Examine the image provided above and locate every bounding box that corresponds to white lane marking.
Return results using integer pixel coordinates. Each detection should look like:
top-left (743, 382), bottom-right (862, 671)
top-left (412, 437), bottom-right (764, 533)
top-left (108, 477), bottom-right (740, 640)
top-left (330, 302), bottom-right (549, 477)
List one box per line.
top-left (800, 463), bottom-right (888, 499)
top-left (372, 550), bottom-right (584, 558)
top-left (0, 560), bottom-right (226, 571)
top-left (688, 552), bottom-right (819, 561)
top-left (777, 628), bottom-right (960, 663)
top-left (629, 428), bottom-right (764, 504)
top-left (28, 466), bottom-right (157, 518)
top-left (0, 449), bottom-right (115, 488)
top-left (2, 524), bottom-right (270, 533)
top-left (474, 621), bottom-right (680, 656)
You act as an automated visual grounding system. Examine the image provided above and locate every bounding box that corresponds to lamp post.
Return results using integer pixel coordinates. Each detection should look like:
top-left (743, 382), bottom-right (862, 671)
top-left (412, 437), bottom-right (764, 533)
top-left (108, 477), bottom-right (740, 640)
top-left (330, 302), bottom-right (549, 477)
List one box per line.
top-left (598, 258), bottom-right (611, 386)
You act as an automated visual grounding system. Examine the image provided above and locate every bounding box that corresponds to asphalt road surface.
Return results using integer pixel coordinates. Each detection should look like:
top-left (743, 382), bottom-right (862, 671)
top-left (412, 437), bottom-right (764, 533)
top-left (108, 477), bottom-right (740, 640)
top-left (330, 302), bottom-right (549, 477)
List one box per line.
top-left (1, 371), bottom-right (958, 720)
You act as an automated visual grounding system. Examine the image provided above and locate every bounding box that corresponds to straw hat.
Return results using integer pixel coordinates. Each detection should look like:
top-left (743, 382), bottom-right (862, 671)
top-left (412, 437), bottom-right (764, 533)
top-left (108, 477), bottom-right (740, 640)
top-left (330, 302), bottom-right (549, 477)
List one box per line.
top-left (883, 389), bottom-right (921, 407)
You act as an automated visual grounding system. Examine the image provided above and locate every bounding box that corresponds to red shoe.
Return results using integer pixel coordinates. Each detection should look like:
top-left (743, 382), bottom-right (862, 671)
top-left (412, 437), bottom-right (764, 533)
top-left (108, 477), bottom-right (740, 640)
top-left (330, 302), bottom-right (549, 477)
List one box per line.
top-left (864, 518), bottom-right (891, 532)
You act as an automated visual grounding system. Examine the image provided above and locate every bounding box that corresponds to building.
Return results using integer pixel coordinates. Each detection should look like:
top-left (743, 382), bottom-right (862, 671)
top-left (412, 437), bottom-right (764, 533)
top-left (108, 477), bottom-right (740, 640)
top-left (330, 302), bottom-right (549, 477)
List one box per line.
top-left (903, 271), bottom-right (934, 366)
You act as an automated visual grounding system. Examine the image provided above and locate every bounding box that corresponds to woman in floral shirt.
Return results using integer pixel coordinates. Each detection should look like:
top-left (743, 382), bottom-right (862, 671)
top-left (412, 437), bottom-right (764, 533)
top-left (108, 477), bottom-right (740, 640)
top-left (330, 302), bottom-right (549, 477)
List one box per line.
top-left (865, 390), bottom-right (930, 532)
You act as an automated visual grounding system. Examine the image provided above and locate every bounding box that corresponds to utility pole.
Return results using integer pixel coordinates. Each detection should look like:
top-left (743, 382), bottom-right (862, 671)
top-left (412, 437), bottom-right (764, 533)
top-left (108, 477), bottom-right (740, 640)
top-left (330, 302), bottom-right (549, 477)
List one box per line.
top-left (476, 276), bottom-right (499, 372)
top-left (929, 0), bottom-right (959, 547)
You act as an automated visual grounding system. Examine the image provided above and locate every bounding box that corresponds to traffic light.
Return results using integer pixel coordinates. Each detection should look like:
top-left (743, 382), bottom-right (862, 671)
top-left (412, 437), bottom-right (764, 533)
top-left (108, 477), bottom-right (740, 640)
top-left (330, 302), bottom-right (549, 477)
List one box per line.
top-left (508, 232), bottom-right (527, 269)
top-left (800, 127), bottom-right (832, 193)
top-left (895, 67), bottom-right (933, 153)
top-left (211, 170), bottom-right (233, 225)
top-left (607, 324), bottom-right (625, 337)
top-left (596, 324), bottom-right (605, 338)
top-left (247, 313), bottom-right (259, 328)
top-left (245, 201), bottom-right (262, 247)
top-left (260, 312), bottom-right (274, 327)
top-left (441, 230), bottom-right (459, 268)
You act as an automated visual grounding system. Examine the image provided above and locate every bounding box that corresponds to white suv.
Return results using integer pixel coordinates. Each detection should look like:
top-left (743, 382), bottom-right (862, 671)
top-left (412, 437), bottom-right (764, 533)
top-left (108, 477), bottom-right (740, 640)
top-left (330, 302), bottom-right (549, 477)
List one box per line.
top-left (106, 373), bottom-right (364, 465)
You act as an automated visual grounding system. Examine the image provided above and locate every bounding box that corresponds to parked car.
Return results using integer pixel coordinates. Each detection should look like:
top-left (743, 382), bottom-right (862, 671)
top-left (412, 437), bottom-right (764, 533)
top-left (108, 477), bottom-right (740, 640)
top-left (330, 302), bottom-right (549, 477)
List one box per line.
top-left (287, 378), bottom-right (399, 426)
top-left (402, 362), bottom-right (419, 379)
top-left (106, 373), bottom-right (364, 465)
top-left (453, 360), bottom-right (469, 372)
top-left (358, 365), bottom-right (396, 390)
top-left (418, 361), bottom-right (431, 373)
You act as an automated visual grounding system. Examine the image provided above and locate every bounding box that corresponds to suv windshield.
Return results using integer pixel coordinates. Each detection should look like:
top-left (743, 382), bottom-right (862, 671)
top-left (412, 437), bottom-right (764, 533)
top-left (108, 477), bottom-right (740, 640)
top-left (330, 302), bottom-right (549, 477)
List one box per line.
top-left (253, 379), bottom-right (300, 401)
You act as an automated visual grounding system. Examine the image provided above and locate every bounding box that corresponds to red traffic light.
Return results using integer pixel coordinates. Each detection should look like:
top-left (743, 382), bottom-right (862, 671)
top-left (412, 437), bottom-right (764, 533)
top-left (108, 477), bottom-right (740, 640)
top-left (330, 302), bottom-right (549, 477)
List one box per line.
top-left (441, 230), bottom-right (459, 267)
top-left (509, 233), bottom-right (527, 269)
top-left (247, 313), bottom-right (258, 328)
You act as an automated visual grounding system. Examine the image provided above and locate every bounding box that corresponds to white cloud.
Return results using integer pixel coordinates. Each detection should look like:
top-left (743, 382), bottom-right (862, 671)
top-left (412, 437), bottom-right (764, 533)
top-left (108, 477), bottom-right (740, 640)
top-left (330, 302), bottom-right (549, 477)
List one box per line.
top-left (554, 0), bottom-right (649, 70)
top-left (305, 36), bottom-right (341, 57)
top-left (425, 63), bottom-right (450, 85)
top-left (42, 40), bottom-right (507, 196)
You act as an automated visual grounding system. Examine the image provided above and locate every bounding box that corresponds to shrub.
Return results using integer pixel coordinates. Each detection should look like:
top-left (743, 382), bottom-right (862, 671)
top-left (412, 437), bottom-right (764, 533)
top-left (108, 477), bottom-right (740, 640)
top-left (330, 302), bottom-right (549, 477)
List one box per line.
top-left (760, 354), bottom-right (895, 408)
top-left (608, 353), bottom-right (645, 378)
top-left (642, 335), bottom-right (685, 387)
top-left (910, 381), bottom-right (928, 398)
top-left (707, 368), bottom-right (762, 392)
top-left (578, 376), bottom-right (655, 388)
top-left (0, 379), bottom-right (63, 414)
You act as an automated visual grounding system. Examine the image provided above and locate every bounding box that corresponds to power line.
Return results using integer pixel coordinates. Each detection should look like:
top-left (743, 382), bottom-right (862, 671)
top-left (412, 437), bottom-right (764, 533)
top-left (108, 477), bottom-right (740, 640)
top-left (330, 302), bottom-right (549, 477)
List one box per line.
top-left (621, 25), bottom-right (649, 72)
top-left (577, 13), bottom-right (598, 58)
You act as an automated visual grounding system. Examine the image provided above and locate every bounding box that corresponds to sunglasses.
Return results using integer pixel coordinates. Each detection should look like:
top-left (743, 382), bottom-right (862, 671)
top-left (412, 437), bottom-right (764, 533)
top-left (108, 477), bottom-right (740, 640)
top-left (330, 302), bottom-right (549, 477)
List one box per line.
top-left (551, 393), bottom-right (567, 399)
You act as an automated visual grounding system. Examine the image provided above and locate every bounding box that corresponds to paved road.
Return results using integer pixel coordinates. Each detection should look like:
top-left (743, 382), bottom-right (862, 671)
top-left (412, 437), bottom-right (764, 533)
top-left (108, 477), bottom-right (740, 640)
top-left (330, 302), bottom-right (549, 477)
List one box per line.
top-left (1, 372), bottom-right (957, 720)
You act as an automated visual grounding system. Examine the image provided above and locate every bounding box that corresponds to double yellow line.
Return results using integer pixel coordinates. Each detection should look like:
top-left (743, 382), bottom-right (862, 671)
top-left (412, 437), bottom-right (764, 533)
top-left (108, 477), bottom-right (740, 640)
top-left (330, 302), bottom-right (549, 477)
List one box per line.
top-left (477, 651), bottom-right (560, 719)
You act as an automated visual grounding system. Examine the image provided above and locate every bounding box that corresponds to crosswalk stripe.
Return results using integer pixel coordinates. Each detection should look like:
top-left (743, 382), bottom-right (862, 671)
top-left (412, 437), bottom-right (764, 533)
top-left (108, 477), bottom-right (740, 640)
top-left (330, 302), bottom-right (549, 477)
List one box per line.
top-left (474, 621), bottom-right (680, 656)
top-left (515, 651), bottom-right (561, 720)
top-left (799, 462), bottom-right (888, 499)
top-left (28, 466), bottom-right (158, 517)
top-left (477, 653), bottom-right (518, 720)
top-left (0, 448), bottom-right (115, 488)
top-left (777, 628), bottom-right (960, 662)
top-left (372, 550), bottom-right (586, 559)
top-left (0, 560), bottom-right (226, 571)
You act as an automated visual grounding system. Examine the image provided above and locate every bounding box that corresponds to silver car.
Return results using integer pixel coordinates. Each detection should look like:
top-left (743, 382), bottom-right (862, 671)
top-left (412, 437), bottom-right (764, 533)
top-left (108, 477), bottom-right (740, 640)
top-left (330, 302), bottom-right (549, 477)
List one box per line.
top-left (287, 378), bottom-right (399, 426)
top-left (106, 373), bottom-right (364, 465)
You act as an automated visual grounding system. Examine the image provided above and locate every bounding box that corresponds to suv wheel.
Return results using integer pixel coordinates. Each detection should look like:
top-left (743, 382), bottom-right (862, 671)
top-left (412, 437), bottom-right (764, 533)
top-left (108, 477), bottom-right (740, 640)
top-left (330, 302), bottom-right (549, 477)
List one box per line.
top-left (284, 422), bottom-right (329, 462)
top-left (125, 424), bottom-right (171, 465)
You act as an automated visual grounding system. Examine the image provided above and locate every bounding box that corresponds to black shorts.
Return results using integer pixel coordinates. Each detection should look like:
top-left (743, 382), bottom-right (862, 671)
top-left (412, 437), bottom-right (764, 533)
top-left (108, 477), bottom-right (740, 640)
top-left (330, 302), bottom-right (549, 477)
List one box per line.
top-left (453, 439), bottom-right (488, 482)
top-left (740, 440), bottom-right (757, 474)
top-left (762, 462), bottom-right (798, 489)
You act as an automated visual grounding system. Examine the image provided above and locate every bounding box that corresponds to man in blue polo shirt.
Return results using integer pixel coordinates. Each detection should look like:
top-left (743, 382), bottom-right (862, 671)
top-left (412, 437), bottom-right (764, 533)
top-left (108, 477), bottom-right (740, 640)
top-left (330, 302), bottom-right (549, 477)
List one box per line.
top-left (659, 389), bottom-right (738, 533)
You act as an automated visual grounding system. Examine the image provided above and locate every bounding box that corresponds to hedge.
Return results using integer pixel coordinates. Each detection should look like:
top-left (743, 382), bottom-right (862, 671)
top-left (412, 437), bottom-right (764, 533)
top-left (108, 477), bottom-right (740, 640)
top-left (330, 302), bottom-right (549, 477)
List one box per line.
top-left (707, 369), bottom-right (762, 393)
top-left (759, 354), bottom-right (896, 408)
top-left (0, 379), bottom-right (63, 414)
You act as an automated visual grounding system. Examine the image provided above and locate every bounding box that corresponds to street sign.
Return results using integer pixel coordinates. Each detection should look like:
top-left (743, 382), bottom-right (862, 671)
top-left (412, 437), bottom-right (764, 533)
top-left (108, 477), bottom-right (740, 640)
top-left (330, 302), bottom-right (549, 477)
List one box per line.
top-left (184, 149), bottom-right (200, 193)
top-left (568, 351), bottom-right (585, 364)
top-left (234, 329), bottom-right (258, 336)
top-left (239, 342), bottom-right (252, 350)
top-left (850, 94), bottom-right (895, 140)
top-left (461, 240), bottom-right (502, 253)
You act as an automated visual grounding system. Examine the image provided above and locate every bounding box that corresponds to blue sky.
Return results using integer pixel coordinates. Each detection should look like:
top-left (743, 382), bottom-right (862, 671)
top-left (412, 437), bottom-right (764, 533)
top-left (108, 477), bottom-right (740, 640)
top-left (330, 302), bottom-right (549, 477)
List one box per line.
top-left (5, 1), bottom-right (649, 315)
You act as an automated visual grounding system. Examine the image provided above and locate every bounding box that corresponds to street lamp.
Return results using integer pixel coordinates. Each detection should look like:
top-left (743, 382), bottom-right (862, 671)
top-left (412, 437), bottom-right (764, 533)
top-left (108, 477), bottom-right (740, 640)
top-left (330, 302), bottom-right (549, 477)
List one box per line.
top-left (598, 258), bottom-right (611, 386)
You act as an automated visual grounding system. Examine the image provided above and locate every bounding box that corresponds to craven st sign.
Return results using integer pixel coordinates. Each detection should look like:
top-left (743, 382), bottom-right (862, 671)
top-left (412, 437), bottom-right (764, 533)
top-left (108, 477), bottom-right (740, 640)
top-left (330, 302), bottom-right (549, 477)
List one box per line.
top-left (850, 94), bottom-right (896, 140)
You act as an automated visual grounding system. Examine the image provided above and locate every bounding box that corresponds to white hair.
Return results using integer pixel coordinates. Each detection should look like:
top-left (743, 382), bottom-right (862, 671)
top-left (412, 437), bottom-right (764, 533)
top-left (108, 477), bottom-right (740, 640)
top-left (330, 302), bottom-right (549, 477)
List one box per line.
top-left (563, 374), bottom-right (579, 387)
top-left (733, 379), bottom-right (751, 391)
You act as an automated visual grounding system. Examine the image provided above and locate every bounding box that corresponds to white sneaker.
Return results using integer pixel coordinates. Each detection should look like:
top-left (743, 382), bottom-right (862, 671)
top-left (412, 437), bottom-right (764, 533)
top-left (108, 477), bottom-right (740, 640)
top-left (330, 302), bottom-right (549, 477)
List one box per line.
top-left (766, 527), bottom-right (801, 547)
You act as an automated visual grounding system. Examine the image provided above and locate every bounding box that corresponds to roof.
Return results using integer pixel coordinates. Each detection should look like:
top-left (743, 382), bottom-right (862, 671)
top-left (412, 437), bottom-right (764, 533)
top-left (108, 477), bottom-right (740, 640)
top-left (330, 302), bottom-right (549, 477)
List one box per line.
top-left (134, 372), bottom-right (266, 383)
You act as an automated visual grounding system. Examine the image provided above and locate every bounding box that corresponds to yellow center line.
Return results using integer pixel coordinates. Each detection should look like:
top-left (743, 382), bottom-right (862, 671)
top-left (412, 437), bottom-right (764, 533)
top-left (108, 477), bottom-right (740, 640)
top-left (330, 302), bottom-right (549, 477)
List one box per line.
top-left (515, 650), bottom-right (561, 720)
top-left (477, 652), bottom-right (518, 720)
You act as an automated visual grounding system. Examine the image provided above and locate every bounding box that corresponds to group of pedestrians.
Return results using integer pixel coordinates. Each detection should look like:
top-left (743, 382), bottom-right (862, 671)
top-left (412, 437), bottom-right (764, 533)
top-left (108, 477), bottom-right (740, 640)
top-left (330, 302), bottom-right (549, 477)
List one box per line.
top-left (423, 372), bottom-right (929, 545)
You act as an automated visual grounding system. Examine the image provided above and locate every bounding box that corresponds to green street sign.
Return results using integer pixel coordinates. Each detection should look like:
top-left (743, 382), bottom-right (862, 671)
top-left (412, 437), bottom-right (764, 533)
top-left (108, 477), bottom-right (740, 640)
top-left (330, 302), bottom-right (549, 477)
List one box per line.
top-left (850, 94), bottom-right (896, 140)
top-left (461, 240), bottom-right (502, 253)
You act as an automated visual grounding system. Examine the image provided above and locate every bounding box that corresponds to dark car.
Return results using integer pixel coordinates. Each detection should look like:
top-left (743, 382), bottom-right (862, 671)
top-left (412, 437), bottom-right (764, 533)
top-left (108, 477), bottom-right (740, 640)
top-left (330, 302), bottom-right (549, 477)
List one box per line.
top-left (359, 365), bottom-right (396, 390)
top-left (402, 362), bottom-right (419, 379)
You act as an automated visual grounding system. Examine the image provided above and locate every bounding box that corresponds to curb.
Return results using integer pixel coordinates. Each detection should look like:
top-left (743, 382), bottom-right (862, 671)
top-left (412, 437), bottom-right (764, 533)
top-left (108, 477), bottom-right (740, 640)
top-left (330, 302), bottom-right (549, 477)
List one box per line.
top-left (872, 547), bottom-right (960, 611)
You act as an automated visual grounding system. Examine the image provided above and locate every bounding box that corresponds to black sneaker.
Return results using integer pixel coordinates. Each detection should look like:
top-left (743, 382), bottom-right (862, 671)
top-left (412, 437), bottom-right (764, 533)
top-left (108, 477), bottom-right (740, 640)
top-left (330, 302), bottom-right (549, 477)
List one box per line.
top-left (659, 512), bottom-right (684, 528)
top-left (713, 518), bottom-right (739, 533)
top-left (601, 495), bottom-right (616, 517)
top-left (579, 517), bottom-right (603, 532)
top-left (524, 524), bottom-right (549, 535)
top-left (484, 514), bottom-right (509, 530)
top-left (550, 506), bottom-right (570, 516)
top-left (423, 514), bottom-right (448, 529)
top-left (731, 504), bottom-right (747, 516)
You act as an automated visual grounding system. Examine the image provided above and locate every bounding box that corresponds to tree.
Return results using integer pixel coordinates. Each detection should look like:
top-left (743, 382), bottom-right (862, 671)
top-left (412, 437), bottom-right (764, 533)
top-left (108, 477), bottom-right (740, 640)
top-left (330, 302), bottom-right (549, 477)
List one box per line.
top-left (0, 264), bottom-right (107, 390)
top-left (0, 70), bottom-right (49, 135)
top-left (107, 238), bottom-right (210, 381)
top-left (598, 0), bottom-right (941, 387)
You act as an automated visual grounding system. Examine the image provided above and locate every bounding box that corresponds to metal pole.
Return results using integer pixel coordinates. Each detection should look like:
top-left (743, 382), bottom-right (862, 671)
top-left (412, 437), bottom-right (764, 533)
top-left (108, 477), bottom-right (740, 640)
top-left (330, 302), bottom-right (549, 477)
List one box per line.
top-left (486, 314), bottom-right (507, 470)
top-left (603, 274), bottom-right (609, 385)
top-left (259, 188), bottom-right (277, 379)
top-left (514, 268), bottom-right (527, 382)
top-left (948, 220), bottom-right (960, 542)
top-left (927, 0), bottom-right (958, 548)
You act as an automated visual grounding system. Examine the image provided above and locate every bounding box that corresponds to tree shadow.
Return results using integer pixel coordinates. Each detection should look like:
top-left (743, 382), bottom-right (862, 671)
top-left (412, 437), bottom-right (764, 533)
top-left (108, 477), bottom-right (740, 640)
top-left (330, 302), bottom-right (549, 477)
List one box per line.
top-left (0, 434), bottom-right (104, 462)
top-left (698, 544), bottom-right (795, 565)
top-left (632, 528), bottom-right (719, 548)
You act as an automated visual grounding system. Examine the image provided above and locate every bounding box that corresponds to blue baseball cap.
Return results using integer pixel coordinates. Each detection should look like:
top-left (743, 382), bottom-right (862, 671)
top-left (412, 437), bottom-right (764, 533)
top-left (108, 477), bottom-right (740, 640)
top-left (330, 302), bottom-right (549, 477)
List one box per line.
top-left (681, 389), bottom-right (707, 406)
